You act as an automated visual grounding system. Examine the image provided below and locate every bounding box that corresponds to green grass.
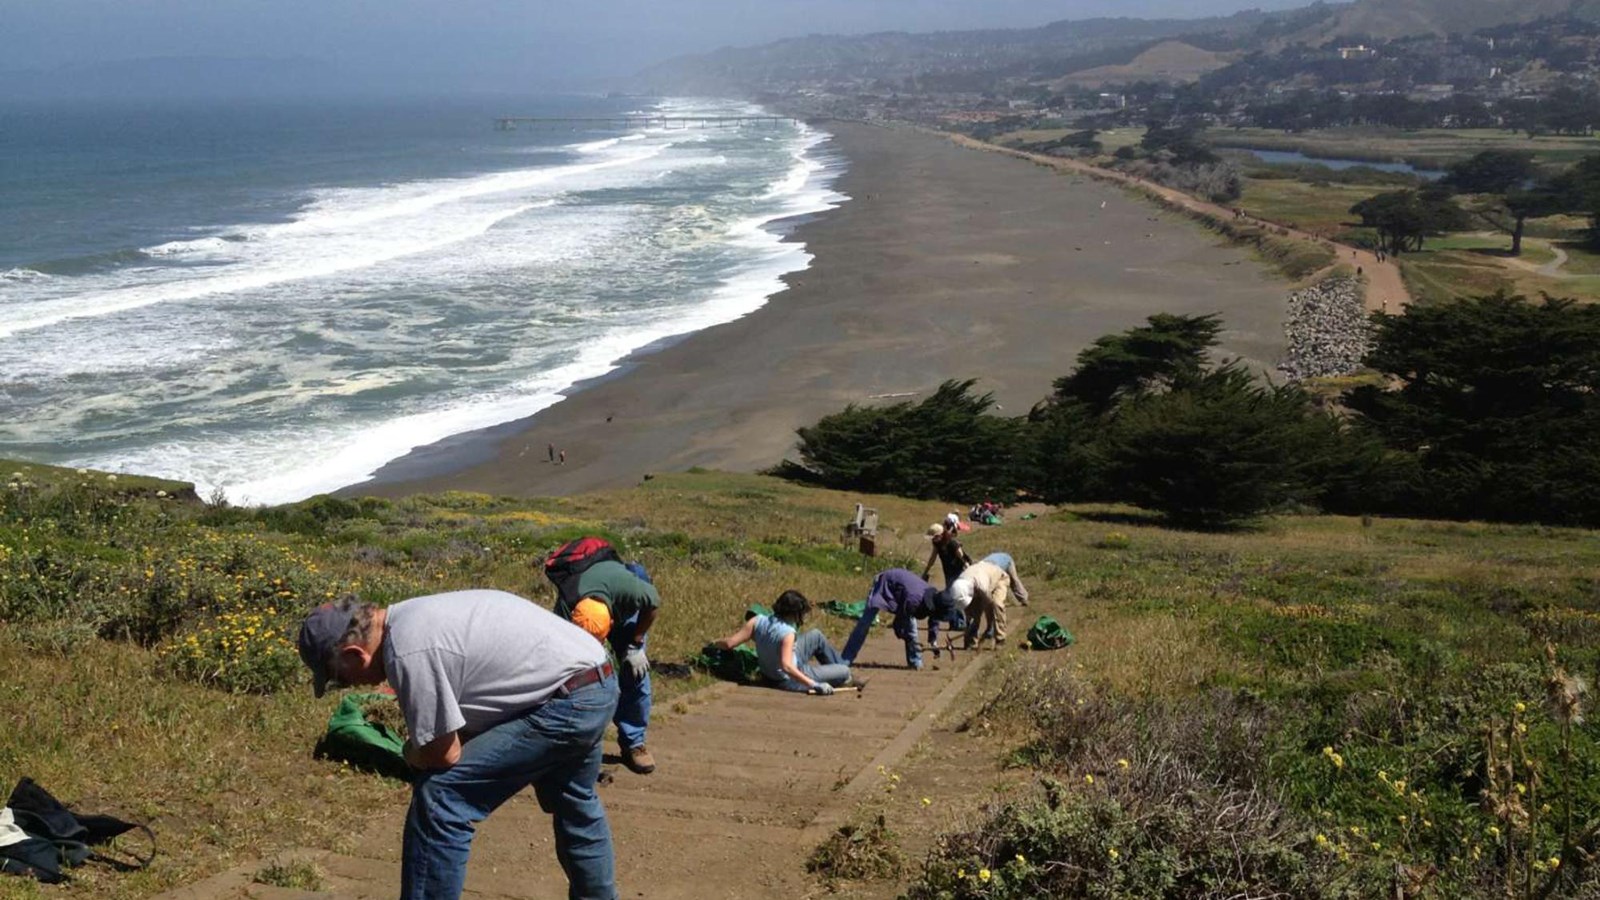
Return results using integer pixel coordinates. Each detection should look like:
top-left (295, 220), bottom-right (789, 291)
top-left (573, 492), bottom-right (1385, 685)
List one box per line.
top-left (1208, 126), bottom-right (1600, 169)
top-left (1236, 177), bottom-right (1384, 242)
top-left (7, 460), bottom-right (1600, 895)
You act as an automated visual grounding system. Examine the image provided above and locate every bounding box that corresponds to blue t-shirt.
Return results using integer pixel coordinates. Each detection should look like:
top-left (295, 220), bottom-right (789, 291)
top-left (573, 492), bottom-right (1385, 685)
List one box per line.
top-left (751, 615), bottom-right (797, 683)
top-left (983, 552), bottom-right (1013, 571)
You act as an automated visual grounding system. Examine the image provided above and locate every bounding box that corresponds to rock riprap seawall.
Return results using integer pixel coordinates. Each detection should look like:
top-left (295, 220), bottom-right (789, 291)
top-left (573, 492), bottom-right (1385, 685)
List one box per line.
top-left (1278, 275), bottom-right (1371, 382)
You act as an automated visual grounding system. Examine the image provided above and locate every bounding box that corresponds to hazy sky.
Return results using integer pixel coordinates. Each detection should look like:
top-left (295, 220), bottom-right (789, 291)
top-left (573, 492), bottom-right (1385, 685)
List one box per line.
top-left (1, 0), bottom-right (1315, 90)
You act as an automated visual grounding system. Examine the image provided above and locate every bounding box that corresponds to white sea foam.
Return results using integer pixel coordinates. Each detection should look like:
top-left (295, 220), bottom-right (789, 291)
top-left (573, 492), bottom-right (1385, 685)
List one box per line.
top-left (141, 237), bottom-right (234, 258)
top-left (23, 102), bottom-right (849, 505)
top-left (0, 140), bottom-right (674, 340)
top-left (0, 268), bottom-right (48, 282)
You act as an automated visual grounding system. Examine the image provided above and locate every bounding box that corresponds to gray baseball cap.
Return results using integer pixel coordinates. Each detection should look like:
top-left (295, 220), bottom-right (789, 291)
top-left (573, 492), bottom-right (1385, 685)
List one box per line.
top-left (297, 600), bottom-right (359, 697)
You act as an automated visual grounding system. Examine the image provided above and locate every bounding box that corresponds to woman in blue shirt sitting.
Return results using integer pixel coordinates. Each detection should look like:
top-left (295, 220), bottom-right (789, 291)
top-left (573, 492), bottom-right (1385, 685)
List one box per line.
top-left (712, 590), bottom-right (854, 695)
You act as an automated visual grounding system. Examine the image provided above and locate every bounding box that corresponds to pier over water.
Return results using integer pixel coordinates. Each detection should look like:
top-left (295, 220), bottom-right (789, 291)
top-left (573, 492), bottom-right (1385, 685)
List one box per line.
top-left (494, 115), bottom-right (797, 131)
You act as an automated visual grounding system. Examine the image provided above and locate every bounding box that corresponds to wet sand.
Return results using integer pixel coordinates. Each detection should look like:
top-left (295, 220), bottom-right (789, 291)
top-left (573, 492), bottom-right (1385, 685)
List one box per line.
top-left (349, 122), bottom-right (1289, 499)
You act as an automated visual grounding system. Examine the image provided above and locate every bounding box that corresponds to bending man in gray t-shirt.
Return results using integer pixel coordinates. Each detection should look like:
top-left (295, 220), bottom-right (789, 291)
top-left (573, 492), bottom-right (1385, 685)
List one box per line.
top-left (298, 590), bottom-right (619, 900)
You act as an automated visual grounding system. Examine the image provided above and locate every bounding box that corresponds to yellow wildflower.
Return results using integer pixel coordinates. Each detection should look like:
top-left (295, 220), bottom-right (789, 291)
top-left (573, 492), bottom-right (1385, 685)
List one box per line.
top-left (978, 868), bottom-right (991, 882)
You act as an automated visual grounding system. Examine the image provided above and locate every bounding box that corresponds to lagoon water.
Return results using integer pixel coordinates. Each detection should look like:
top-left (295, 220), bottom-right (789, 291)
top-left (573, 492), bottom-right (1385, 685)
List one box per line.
top-left (0, 96), bottom-right (843, 503)
top-left (1242, 148), bottom-right (1445, 180)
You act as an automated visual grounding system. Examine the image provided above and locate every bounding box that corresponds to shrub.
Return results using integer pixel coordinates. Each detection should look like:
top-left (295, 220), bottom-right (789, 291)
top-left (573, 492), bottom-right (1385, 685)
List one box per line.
top-left (1347, 294), bottom-right (1600, 527)
top-left (917, 667), bottom-right (1387, 899)
top-left (159, 610), bottom-right (302, 694)
top-left (780, 380), bottom-right (1027, 501)
top-left (807, 814), bottom-right (904, 884)
top-left (1098, 365), bottom-right (1349, 528)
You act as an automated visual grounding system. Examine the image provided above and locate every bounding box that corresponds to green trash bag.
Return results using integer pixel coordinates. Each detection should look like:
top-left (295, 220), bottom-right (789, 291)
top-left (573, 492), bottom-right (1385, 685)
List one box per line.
top-left (313, 692), bottom-right (412, 781)
top-left (694, 642), bottom-right (760, 682)
top-left (820, 599), bottom-right (867, 620)
top-left (1026, 616), bottom-right (1075, 651)
top-left (692, 603), bottom-right (777, 682)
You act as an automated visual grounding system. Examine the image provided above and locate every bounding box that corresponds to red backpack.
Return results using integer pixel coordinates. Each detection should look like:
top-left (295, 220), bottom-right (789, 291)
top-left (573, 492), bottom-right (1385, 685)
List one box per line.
top-left (543, 537), bottom-right (622, 608)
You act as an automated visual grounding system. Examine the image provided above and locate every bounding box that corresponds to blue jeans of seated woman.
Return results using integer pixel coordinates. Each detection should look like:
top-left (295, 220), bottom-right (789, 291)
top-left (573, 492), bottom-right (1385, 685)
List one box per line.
top-left (401, 676), bottom-right (621, 900)
top-left (778, 628), bottom-right (852, 691)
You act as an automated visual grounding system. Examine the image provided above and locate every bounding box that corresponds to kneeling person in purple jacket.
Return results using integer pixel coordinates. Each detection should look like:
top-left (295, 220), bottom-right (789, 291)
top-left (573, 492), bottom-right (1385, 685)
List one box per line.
top-left (840, 568), bottom-right (957, 669)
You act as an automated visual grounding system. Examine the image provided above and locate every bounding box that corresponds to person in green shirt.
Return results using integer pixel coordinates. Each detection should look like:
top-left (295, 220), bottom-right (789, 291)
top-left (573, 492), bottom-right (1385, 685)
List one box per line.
top-left (564, 560), bottom-right (661, 775)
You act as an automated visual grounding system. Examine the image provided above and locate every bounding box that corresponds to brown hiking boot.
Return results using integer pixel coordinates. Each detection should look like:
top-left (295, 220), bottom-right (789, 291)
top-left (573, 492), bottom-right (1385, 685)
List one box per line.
top-left (622, 744), bottom-right (656, 774)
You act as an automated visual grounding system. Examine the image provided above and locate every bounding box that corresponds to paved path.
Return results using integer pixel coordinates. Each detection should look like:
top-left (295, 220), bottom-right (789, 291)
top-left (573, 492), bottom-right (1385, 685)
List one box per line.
top-left (948, 134), bottom-right (1413, 314)
top-left (156, 632), bottom-right (985, 900)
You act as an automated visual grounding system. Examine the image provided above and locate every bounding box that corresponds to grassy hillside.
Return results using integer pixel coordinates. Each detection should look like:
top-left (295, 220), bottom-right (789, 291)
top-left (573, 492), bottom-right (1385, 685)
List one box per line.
top-left (1286, 0), bottom-right (1575, 43)
top-left (1053, 41), bottom-right (1234, 89)
top-left (5, 460), bottom-right (1600, 896)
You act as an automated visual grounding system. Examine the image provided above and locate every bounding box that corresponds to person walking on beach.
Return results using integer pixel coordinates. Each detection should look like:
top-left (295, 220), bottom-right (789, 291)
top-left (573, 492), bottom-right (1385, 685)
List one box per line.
top-left (296, 591), bottom-right (619, 900)
top-left (556, 559), bottom-right (662, 774)
top-left (711, 590), bottom-right (854, 694)
top-left (840, 568), bottom-right (955, 670)
top-left (921, 522), bottom-right (972, 587)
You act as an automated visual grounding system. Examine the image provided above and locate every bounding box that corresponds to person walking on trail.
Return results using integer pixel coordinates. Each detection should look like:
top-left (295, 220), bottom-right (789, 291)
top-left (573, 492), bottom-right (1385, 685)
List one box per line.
top-left (921, 522), bottom-right (972, 587)
top-left (548, 443), bottom-right (556, 463)
top-left (980, 551), bottom-right (1030, 607)
top-left (840, 568), bottom-right (955, 670)
top-left (559, 449), bottom-right (567, 465)
top-left (295, 591), bottom-right (619, 900)
top-left (711, 590), bottom-right (854, 694)
top-left (949, 557), bottom-right (1016, 649)
top-left (561, 559), bottom-right (661, 775)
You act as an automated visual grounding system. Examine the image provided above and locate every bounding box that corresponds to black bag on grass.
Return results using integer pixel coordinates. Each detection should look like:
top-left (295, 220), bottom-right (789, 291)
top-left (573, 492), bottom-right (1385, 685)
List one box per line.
top-left (1, 777), bottom-right (154, 883)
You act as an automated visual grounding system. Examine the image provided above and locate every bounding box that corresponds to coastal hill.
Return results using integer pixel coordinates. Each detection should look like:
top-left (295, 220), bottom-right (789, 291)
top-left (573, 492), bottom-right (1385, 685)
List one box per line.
top-left (631, 8), bottom-right (1320, 95)
top-left (634, 0), bottom-right (1600, 96)
top-left (1052, 40), bottom-right (1234, 89)
top-left (1286, 0), bottom-right (1584, 43)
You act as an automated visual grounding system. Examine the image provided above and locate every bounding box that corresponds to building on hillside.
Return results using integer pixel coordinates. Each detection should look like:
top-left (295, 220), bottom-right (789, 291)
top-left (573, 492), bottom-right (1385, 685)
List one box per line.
top-left (1339, 45), bottom-right (1378, 61)
top-left (1407, 84), bottom-right (1457, 102)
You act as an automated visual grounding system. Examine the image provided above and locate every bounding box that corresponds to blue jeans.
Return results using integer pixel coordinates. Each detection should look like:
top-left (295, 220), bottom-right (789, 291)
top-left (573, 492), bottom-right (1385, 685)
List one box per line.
top-left (779, 628), bottom-right (852, 691)
top-left (841, 609), bottom-right (922, 669)
top-left (400, 676), bottom-right (621, 900)
top-left (608, 612), bottom-right (651, 749)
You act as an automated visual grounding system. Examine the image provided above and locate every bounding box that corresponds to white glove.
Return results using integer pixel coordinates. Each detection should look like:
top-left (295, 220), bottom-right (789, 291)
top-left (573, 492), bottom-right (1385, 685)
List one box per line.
top-left (623, 645), bottom-right (650, 680)
top-left (810, 682), bottom-right (835, 696)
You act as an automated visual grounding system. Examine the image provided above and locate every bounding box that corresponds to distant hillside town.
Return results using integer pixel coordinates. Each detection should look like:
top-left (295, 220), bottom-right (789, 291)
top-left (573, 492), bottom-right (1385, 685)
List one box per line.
top-left (634, 0), bottom-right (1600, 138)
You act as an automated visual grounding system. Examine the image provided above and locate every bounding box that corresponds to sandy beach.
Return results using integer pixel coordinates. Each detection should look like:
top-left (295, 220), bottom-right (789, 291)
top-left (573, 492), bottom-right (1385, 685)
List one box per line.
top-left (350, 122), bottom-right (1292, 499)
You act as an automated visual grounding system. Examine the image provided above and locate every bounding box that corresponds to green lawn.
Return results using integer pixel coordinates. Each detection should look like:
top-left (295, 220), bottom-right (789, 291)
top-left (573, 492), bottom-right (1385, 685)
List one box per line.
top-left (1209, 126), bottom-right (1600, 169)
top-left (1236, 176), bottom-right (1382, 240)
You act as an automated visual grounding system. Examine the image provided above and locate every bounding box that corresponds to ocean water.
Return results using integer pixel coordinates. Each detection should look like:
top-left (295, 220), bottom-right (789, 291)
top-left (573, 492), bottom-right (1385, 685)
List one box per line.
top-left (0, 96), bottom-right (845, 504)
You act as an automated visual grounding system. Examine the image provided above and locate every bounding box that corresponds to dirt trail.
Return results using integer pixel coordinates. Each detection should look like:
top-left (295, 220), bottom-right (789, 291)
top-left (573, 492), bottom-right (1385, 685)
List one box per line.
top-left (155, 632), bottom-right (987, 900)
top-left (947, 134), bottom-right (1413, 314)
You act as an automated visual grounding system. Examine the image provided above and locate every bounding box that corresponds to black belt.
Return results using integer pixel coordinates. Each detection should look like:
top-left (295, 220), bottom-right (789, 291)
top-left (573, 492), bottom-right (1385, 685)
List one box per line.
top-left (556, 662), bottom-right (613, 696)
